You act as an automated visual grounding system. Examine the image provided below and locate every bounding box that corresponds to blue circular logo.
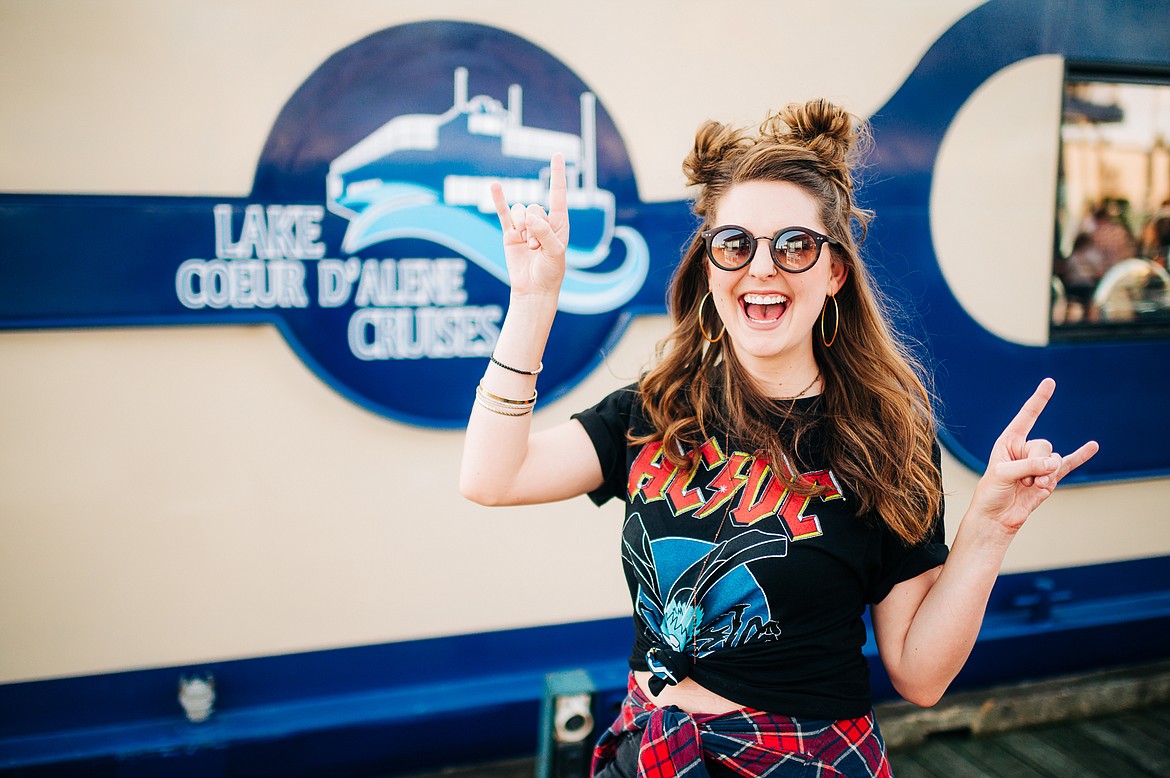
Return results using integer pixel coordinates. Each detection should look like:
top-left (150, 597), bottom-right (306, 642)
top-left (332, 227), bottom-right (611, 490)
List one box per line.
top-left (237, 21), bottom-right (651, 426)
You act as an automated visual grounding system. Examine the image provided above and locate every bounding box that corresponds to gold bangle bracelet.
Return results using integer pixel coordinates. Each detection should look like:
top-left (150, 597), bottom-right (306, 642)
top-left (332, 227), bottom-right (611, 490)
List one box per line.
top-left (474, 392), bottom-right (534, 416)
top-left (476, 383), bottom-right (538, 406)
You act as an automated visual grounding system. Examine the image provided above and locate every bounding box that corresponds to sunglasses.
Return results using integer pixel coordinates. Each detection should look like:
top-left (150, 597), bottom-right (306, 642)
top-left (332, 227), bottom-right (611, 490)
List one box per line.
top-left (701, 225), bottom-right (837, 273)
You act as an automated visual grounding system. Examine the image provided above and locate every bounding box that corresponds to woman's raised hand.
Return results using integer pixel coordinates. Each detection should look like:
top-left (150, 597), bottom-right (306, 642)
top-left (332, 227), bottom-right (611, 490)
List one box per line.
top-left (490, 153), bottom-right (569, 299)
top-left (972, 378), bottom-right (1099, 537)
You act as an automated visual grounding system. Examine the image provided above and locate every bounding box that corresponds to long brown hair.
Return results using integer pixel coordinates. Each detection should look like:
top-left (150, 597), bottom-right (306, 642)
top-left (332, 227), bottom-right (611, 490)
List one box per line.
top-left (634, 99), bottom-right (941, 545)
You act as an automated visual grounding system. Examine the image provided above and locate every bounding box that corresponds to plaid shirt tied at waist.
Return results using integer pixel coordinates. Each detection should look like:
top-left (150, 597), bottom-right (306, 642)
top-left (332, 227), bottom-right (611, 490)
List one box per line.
top-left (591, 674), bottom-right (892, 777)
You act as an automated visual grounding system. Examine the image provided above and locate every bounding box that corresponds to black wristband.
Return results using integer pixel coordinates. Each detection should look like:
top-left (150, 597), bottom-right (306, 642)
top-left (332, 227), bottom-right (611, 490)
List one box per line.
top-left (489, 353), bottom-right (543, 375)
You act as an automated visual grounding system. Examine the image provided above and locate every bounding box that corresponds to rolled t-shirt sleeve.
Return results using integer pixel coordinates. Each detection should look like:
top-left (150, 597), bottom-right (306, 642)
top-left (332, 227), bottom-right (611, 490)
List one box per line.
top-left (571, 384), bottom-right (638, 506)
top-left (866, 440), bottom-right (950, 603)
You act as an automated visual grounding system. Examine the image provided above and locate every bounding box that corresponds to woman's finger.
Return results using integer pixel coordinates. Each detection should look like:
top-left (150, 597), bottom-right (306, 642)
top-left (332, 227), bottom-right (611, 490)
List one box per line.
top-left (508, 202), bottom-right (530, 244)
top-left (510, 203), bottom-right (527, 230)
top-left (1023, 438), bottom-right (1053, 459)
top-left (490, 182), bottom-right (514, 232)
top-left (999, 378), bottom-right (1056, 444)
top-left (995, 454), bottom-right (1062, 485)
top-left (548, 153), bottom-right (567, 220)
top-left (525, 203), bottom-right (549, 249)
top-left (526, 207), bottom-right (564, 255)
top-left (1054, 440), bottom-right (1100, 482)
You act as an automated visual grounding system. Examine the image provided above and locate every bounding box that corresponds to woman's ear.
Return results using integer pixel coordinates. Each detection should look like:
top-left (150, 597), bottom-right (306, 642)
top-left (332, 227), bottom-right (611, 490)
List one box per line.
top-left (829, 257), bottom-right (850, 296)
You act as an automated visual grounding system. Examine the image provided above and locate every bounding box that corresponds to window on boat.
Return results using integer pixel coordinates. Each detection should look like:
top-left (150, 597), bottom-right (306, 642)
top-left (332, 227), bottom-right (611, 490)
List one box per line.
top-left (1052, 71), bottom-right (1170, 341)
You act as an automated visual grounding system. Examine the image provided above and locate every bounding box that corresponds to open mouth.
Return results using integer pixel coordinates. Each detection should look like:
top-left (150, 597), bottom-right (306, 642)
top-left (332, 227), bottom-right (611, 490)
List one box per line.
top-left (741, 293), bottom-right (789, 323)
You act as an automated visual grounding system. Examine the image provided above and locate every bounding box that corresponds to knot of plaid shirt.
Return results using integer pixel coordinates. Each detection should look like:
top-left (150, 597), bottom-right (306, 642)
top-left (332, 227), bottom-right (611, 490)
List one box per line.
top-left (591, 675), bottom-right (893, 777)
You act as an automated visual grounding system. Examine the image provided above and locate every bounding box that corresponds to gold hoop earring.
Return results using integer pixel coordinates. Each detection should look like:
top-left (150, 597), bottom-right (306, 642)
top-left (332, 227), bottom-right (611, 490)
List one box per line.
top-left (821, 293), bottom-right (839, 348)
top-left (698, 292), bottom-right (725, 344)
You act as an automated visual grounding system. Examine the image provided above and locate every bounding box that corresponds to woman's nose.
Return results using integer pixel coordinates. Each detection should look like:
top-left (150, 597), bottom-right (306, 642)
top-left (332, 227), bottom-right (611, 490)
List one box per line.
top-left (748, 239), bottom-right (777, 278)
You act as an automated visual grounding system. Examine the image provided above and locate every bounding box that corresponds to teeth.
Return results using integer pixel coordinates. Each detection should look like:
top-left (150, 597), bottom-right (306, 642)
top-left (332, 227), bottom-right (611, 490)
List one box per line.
top-left (743, 293), bottom-right (788, 305)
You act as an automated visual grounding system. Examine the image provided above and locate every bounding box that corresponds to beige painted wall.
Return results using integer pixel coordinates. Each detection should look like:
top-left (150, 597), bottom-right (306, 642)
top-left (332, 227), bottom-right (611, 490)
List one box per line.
top-left (3, 0), bottom-right (1166, 686)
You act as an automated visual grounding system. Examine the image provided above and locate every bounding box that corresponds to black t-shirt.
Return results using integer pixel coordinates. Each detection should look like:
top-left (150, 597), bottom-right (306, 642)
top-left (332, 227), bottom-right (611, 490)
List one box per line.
top-left (572, 384), bottom-right (948, 719)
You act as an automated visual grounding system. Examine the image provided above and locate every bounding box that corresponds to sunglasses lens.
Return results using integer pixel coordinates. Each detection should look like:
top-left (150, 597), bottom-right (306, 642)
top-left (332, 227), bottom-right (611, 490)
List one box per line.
top-left (708, 228), bottom-right (754, 269)
top-left (773, 230), bottom-right (821, 271)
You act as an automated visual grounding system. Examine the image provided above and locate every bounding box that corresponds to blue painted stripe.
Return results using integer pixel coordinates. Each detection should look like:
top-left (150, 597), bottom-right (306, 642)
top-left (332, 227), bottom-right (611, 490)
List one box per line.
top-left (0, 619), bottom-right (635, 739)
top-left (1, 556), bottom-right (1168, 775)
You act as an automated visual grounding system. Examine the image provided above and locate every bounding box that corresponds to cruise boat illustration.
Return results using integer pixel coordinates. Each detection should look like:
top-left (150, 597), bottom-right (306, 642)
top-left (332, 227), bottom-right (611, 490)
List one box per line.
top-left (325, 68), bottom-right (648, 314)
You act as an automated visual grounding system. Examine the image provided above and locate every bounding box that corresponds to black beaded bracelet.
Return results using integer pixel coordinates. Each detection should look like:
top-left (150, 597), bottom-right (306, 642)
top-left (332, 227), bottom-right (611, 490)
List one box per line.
top-left (489, 353), bottom-right (543, 376)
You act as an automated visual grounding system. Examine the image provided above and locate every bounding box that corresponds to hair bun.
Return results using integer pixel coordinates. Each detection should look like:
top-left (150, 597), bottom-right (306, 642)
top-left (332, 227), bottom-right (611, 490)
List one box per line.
top-left (763, 99), bottom-right (864, 170)
top-left (683, 121), bottom-right (748, 188)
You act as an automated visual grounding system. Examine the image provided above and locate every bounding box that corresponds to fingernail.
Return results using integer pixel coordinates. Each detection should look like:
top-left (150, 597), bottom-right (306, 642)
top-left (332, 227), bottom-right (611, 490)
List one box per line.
top-left (510, 203), bottom-right (526, 228)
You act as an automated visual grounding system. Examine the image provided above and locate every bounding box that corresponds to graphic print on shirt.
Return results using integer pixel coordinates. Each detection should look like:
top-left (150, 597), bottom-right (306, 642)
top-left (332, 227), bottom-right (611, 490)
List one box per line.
top-left (628, 437), bottom-right (845, 539)
top-left (622, 512), bottom-right (788, 658)
top-left (624, 438), bottom-right (845, 659)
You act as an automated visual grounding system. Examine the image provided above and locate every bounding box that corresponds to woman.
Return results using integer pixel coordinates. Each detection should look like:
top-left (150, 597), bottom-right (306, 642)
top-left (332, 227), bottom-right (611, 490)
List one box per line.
top-left (460, 100), bottom-right (1097, 777)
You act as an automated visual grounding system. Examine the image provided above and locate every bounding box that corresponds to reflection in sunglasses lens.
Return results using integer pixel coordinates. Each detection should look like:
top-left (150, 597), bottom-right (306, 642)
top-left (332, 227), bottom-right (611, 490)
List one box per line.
top-left (713, 229), bottom-right (753, 268)
top-left (776, 231), bottom-right (813, 269)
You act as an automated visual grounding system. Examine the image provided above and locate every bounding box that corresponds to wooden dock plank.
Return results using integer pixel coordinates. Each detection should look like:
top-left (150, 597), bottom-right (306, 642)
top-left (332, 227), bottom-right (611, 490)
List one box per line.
top-left (1071, 714), bottom-right (1170, 775)
top-left (1042, 721), bottom-right (1163, 776)
top-left (884, 751), bottom-right (939, 778)
top-left (924, 737), bottom-right (1017, 778)
top-left (973, 730), bottom-right (1085, 776)
top-left (891, 735), bottom-right (1053, 778)
top-left (946, 736), bottom-right (1052, 778)
top-left (1144, 705), bottom-right (1170, 729)
top-left (1115, 709), bottom-right (1170, 753)
top-left (889, 748), bottom-right (982, 776)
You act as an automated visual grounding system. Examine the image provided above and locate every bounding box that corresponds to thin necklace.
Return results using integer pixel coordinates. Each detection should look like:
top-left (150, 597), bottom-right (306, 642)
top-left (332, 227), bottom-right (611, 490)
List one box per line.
top-left (774, 372), bottom-right (821, 401)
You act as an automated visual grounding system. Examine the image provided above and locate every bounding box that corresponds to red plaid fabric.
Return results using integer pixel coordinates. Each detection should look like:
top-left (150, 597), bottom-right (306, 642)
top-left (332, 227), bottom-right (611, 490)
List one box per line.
top-left (592, 675), bottom-right (892, 777)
